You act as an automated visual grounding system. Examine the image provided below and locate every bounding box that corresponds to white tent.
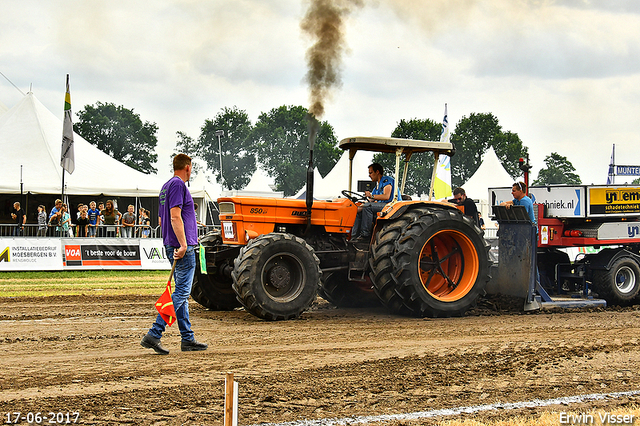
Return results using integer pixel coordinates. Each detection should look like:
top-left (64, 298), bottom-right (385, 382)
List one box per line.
top-left (0, 101), bottom-right (8, 116)
top-left (0, 92), bottom-right (198, 197)
top-left (297, 150), bottom-right (375, 199)
top-left (244, 167), bottom-right (277, 193)
top-left (463, 147), bottom-right (514, 200)
top-left (462, 146), bottom-right (515, 229)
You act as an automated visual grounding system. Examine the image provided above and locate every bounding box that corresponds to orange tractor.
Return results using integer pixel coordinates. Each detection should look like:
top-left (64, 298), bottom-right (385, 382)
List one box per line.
top-left (192, 136), bottom-right (491, 320)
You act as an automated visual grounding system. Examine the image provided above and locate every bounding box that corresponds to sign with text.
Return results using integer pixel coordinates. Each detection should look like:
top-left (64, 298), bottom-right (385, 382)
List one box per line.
top-left (139, 239), bottom-right (170, 270)
top-left (616, 165), bottom-right (640, 176)
top-left (0, 239), bottom-right (63, 271)
top-left (0, 238), bottom-right (173, 271)
top-left (588, 186), bottom-right (640, 216)
top-left (489, 186), bottom-right (584, 218)
top-left (63, 241), bottom-right (141, 268)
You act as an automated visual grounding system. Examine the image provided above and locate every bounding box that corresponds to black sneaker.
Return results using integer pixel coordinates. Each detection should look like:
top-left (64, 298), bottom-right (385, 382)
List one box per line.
top-left (140, 334), bottom-right (169, 355)
top-left (181, 339), bottom-right (208, 352)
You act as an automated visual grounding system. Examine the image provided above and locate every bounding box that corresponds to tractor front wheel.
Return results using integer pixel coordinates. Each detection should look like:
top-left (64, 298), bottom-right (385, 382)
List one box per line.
top-left (232, 233), bottom-right (321, 320)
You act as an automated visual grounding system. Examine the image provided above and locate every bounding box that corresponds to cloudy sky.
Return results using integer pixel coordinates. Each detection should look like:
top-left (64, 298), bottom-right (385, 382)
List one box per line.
top-left (2, 0), bottom-right (640, 186)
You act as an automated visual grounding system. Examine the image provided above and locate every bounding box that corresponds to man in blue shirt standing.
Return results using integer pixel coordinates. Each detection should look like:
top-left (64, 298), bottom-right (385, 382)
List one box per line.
top-left (141, 153), bottom-right (207, 355)
top-left (351, 163), bottom-right (401, 241)
top-left (501, 181), bottom-right (536, 225)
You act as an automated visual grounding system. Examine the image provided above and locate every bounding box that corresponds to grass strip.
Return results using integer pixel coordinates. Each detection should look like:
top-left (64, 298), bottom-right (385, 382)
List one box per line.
top-left (0, 270), bottom-right (169, 297)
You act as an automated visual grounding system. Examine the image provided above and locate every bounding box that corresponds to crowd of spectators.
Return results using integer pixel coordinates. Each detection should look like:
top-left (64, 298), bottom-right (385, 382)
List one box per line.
top-left (7, 198), bottom-right (154, 238)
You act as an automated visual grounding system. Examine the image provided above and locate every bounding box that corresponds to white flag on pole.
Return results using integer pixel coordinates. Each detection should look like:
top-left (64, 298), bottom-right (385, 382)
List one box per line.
top-left (60, 74), bottom-right (75, 174)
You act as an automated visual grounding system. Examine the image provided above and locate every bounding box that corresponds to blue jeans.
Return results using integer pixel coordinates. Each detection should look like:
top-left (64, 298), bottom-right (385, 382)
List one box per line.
top-left (148, 245), bottom-right (196, 342)
top-left (122, 226), bottom-right (133, 238)
top-left (352, 202), bottom-right (386, 238)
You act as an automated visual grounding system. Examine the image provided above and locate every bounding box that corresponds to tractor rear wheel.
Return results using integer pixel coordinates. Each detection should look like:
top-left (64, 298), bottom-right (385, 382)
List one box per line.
top-left (370, 206), bottom-right (490, 317)
top-left (191, 230), bottom-right (242, 311)
top-left (191, 257), bottom-right (241, 311)
top-left (318, 271), bottom-right (381, 308)
top-left (232, 233), bottom-right (321, 320)
top-left (592, 257), bottom-right (640, 306)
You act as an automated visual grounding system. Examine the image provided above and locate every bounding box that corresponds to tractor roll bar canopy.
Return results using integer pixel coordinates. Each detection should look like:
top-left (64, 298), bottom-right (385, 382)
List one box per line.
top-left (339, 136), bottom-right (455, 201)
top-left (339, 136), bottom-right (455, 156)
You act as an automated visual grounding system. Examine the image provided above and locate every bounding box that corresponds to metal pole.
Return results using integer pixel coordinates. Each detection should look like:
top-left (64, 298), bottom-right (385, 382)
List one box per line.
top-left (215, 130), bottom-right (225, 189)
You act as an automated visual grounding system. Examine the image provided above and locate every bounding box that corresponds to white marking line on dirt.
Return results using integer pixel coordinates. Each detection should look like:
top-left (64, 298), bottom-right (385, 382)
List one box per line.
top-left (251, 390), bottom-right (640, 426)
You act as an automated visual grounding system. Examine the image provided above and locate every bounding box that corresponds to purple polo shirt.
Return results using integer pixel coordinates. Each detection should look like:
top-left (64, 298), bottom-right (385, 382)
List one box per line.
top-left (159, 176), bottom-right (198, 247)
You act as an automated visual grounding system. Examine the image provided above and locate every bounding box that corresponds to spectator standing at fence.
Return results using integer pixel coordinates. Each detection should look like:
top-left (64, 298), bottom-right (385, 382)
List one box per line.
top-left (121, 205), bottom-right (136, 238)
top-left (139, 208), bottom-right (151, 238)
top-left (141, 153), bottom-right (207, 355)
top-left (71, 203), bottom-right (83, 229)
top-left (76, 210), bottom-right (90, 237)
top-left (57, 204), bottom-right (72, 237)
top-left (194, 202), bottom-right (205, 227)
top-left (49, 199), bottom-right (63, 222)
top-left (97, 202), bottom-right (105, 237)
top-left (11, 202), bottom-right (26, 236)
top-left (101, 200), bottom-right (121, 238)
top-left (87, 201), bottom-right (99, 237)
top-left (37, 205), bottom-right (47, 237)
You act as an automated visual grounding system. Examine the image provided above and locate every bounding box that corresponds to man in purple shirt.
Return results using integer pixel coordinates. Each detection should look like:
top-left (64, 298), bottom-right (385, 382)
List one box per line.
top-left (141, 154), bottom-right (207, 355)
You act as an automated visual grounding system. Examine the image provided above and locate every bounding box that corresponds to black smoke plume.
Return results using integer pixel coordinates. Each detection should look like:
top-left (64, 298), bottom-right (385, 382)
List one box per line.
top-left (301, 0), bottom-right (363, 119)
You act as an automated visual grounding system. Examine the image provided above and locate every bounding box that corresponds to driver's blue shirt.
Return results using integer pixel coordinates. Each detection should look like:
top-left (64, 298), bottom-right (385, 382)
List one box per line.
top-left (372, 176), bottom-right (401, 203)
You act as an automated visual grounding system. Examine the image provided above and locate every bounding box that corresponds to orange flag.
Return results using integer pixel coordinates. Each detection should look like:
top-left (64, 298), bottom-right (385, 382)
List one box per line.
top-left (155, 260), bottom-right (177, 326)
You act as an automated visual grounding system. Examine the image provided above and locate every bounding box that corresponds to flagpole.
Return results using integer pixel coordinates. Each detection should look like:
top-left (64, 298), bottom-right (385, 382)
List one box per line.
top-left (60, 73), bottom-right (75, 201)
top-left (61, 168), bottom-right (65, 204)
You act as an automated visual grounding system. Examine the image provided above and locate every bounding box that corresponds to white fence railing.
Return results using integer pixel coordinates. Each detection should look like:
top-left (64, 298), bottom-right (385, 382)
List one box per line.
top-left (0, 224), bottom-right (218, 239)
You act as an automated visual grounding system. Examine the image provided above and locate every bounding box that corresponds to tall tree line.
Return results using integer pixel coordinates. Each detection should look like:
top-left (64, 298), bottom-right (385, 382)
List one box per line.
top-left (74, 103), bottom-right (582, 196)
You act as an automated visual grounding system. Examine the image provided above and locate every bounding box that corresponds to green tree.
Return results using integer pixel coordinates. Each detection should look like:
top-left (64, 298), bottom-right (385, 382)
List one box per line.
top-left (197, 106), bottom-right (255, 190)
top-left (372, 118), bottom-right (442, 196)
top-left (532, 152), bottom-right (582, 185)
top-left (250, 105), bottom-right (340, 196)
top-left (74, 102), bottom-right (158, 174)
top-left (450, 113), bottom-right (528, 188)
top-left (172, 131), bottom-right (203, 175)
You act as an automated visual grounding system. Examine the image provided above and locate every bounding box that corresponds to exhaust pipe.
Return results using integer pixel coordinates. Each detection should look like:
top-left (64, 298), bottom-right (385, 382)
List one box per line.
top-left (305, 116), bottom-right (319, 234)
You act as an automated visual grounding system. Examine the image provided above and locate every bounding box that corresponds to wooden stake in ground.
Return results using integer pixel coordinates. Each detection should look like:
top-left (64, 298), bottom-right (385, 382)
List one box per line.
top-left (224, 372), bottom-right (238, 426)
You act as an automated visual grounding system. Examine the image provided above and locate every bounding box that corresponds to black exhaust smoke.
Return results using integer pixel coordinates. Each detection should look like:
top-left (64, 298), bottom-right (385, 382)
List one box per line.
top-left (301, 0), bottom-right (362, 232)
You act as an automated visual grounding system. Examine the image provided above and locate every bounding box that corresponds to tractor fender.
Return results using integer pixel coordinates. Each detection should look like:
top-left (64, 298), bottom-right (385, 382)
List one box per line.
top-left (373, 200), bottom-right (461, 235)
top-left (584, 248), bottom-right (640, 271)
top-left (378, 200), bottom-right (460, 221)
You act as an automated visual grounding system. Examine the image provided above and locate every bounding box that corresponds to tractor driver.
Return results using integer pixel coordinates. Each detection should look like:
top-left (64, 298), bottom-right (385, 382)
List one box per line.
top-left (351, 163), bottom-right (401, 242)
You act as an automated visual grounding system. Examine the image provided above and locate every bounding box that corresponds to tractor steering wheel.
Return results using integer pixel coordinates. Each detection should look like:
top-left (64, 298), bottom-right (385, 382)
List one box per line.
top-left (341, 190), bottom-right (368, 203)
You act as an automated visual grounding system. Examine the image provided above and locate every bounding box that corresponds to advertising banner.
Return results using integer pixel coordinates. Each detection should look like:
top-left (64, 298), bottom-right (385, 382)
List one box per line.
top-left (139, 239), bottom-right (171, 270)
top-left (61, 238), bottom-right (141, 269)
top-left (0, 238), bottom-right (63, 271)
top-left (0, 238), bottom-right (172, 271)
top-left (616, 166), bottom-right (640, 176)
top-left (489, 186), bottom-right (584, 218)
top-left (588, 186), bottom-right (640, 216)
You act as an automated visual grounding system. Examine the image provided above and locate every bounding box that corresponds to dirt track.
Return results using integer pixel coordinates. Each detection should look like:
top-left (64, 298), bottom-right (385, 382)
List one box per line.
top-left (1, 295), bottom-right (640, 425)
